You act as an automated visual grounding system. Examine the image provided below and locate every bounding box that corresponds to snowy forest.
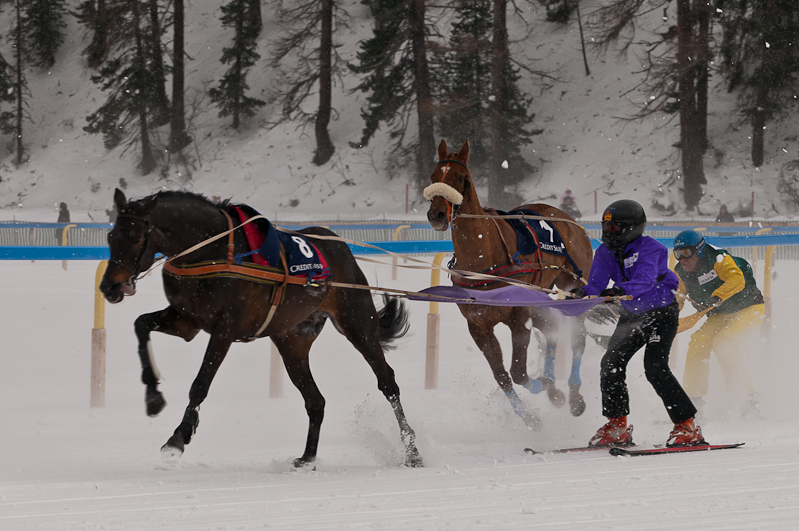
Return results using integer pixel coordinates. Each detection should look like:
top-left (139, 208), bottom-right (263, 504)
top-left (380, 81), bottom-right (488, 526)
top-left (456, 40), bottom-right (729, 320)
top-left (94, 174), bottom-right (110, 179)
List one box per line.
top-left (0, 0), bottom-right (797, 216)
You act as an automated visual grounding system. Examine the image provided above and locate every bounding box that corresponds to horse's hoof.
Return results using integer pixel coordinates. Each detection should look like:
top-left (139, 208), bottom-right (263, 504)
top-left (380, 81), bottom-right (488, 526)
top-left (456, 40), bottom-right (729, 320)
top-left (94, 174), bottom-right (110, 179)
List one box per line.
top-left (569, 385), bottom-right (586, 417)
top-left (404, 450), bottom-right (424, 468)
top-left (292, 455), bottom-right (316, 468)
top-left (160, 443), bottom-right (183, 459)
top-left (523, 414), bottom-right (543, 431)
top-left (146, 391), bottom-right (166, 417)
top-left (161, 434), bottom-right (185, 458)
top-left (539, 377), bottom-right (566, 408)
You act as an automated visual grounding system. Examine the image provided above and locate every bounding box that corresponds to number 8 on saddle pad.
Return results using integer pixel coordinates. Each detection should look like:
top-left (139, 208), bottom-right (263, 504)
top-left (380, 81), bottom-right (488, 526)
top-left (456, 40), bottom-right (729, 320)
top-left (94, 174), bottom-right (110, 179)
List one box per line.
top-left (232, 205), bottom-right (331, 283)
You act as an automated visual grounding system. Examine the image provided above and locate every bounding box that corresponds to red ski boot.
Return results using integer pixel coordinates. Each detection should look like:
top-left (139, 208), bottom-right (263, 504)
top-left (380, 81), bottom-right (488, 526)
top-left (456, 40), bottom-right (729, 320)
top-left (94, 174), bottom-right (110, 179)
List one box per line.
top-left (588, 416), bottom-right (634, 447)
top-left (666, 417), bottom-right (706, 447)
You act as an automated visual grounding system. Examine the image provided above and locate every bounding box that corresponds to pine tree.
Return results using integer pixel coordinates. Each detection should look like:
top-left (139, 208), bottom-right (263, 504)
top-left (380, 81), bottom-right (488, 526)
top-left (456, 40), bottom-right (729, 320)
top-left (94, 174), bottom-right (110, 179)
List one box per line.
top-left (717, 0), bottom-right (799, 167)
top-left (350, 0), bottom-right (435, 193)
top-left (269, 0), bottom-right (344, 165)
top-left (0, 53), bottom-right (15, 138)
top-left (434, 0), bottom-right (494, 167)
top-left (435, 0), bottom-right (537, 204)
top-left (74, 0), bottom-right (129, 68)
top-left (487, 0), bottom-right (538, 206)
top-left (22, 0), bottom-right (68, 69)
top-left (168, 0), bottom-right (191, 152)
top-left (587, 0), bottom-right (709, 210)
top-left (7, 0), bottom-right (33, 165)
top-left (209, 0), bottom-right (265, 130)
top-left (84, 0), bottom-right (163, 174)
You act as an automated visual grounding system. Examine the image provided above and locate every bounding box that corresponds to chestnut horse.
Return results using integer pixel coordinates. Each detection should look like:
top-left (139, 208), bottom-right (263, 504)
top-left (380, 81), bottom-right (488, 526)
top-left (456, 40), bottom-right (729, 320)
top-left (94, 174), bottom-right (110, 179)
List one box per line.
top-left (100, 189), bottom-right (422, 467)
top-left (425, 139), bottom-right (597, 427)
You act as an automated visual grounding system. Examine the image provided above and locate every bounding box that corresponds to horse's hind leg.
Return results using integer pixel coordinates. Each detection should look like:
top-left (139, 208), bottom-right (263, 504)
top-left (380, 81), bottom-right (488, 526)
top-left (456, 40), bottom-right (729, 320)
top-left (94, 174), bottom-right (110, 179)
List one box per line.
top-left (134, 307), bottom-right (200, 416)
top-left (161, 328), bottom-right (235, 457)
top-left (567, 316), bottom-right (588, 417)
top-left (533, 309), bottom-right (567, 409)
top-left (270, 329), bottom-right (327, 468)
top-left (328, 292), bottom-right (423, 467)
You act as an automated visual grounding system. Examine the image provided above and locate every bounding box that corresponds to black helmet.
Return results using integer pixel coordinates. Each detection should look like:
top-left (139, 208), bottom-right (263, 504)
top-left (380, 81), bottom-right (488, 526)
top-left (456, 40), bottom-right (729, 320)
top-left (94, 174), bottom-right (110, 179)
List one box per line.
top-left (601, 199), bottom-right (646, 251)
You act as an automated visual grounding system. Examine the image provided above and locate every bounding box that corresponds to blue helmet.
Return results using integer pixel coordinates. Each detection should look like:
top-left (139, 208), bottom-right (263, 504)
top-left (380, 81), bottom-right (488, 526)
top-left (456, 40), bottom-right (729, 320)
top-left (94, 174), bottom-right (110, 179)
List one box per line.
top-left (673, 230), bottom-right (705, 260)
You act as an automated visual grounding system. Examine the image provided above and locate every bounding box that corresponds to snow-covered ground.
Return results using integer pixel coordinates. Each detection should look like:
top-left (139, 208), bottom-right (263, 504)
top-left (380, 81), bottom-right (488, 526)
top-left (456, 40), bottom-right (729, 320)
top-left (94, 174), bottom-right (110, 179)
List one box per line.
top-left (1, 256), bottom-right (797, 530)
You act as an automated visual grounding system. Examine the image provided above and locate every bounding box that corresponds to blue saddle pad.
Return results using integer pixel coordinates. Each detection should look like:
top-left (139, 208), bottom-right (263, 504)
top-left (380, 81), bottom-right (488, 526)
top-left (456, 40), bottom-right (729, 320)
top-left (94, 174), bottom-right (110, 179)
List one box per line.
top-left (232, 205), bottom-right (331, 282)
top-left (496, 208), bottom-right (567, 256)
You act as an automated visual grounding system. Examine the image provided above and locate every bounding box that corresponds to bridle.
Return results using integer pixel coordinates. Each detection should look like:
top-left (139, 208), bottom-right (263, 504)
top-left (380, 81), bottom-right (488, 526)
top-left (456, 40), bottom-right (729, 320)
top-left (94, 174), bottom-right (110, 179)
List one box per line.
top-left (109, 212), bottom-right (168, 288)
top-left (424, 158), bottom-right (472, 223)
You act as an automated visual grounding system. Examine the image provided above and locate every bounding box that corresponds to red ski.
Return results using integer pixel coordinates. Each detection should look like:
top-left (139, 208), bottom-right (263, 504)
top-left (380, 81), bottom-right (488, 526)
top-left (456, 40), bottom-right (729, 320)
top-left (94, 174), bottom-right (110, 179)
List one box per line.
top-left (524, 443), bottom-right (634, 455)
top-left (609, 443), bottom-right (744, 457)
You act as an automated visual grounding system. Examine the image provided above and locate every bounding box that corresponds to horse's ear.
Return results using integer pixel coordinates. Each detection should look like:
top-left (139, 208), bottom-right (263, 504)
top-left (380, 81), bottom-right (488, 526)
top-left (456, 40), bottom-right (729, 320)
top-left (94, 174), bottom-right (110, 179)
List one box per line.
top-left (458, 139), bottom-right (470, 162)
top-left (113, 188), bottom-right (127, 212)
top-left (437, 139), bottom-right (448, 160)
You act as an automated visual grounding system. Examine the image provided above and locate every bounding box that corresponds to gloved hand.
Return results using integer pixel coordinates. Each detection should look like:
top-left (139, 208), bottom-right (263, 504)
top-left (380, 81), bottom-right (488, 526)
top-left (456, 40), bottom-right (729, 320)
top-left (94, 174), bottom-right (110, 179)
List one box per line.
top-left (599, 286), bottom-right (625, 298)
top-left (698, 296), bottom-right (722, 311)
top-left (570, 287), bottom-right (586, 299)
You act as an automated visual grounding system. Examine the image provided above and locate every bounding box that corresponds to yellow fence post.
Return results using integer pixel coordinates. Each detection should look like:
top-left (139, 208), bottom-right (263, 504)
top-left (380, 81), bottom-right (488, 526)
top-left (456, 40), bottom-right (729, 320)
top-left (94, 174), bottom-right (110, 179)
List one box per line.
top-left (62, 224), bottom-right (77, 271)
top-left (752, 228), bottom-right (772, 280)
top-left (91, 261), bottom-right (108, 408)
top-left (426, 252), bottom-right (447, 390)
top-left (668, 251), bottom-right (680, 371)
top-left (763, 246), bottom-right (775, 356)
top-left (391, 225), bottom-right (411, 280)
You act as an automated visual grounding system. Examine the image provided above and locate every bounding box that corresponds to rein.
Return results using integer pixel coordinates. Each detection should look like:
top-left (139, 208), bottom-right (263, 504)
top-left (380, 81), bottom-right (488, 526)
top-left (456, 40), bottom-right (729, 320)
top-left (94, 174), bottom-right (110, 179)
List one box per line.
top-left (457, 211), bottom-right (586, 229)
top-left (114, 203), bottom-right (570, 314)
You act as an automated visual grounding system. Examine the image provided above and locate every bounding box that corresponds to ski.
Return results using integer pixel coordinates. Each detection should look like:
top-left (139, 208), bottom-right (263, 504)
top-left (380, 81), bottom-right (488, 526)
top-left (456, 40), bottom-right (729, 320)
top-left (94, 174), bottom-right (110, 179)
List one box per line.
top-left (524, 443), bottom-right (635, 455)
top-left (609, 442), bottom-right (744, 457)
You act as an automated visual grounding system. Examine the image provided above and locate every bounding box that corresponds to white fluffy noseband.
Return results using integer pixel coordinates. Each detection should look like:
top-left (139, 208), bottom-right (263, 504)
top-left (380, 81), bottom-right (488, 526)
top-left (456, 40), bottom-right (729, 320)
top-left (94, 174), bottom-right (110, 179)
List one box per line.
top-left (423, 182), bottom-right (463, 205)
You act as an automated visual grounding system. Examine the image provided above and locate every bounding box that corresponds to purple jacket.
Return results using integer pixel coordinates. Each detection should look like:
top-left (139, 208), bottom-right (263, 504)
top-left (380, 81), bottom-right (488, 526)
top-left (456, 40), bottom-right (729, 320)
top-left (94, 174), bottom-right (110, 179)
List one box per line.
top-left (585, 236), bottom-right (678, 314)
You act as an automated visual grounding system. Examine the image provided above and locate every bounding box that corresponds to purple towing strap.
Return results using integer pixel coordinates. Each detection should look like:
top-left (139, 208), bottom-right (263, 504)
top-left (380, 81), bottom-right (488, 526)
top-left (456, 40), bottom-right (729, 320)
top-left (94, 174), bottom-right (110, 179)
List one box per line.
top-left (407, 285), bottom-right (607, 317)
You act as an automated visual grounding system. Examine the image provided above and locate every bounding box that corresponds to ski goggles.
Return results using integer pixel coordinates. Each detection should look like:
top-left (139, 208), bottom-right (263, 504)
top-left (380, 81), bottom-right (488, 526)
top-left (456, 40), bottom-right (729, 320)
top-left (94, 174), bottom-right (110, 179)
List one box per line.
top-left (602, 222), bottom-right (622, 234)
top-left (673, 247), bottom-right (696, 260)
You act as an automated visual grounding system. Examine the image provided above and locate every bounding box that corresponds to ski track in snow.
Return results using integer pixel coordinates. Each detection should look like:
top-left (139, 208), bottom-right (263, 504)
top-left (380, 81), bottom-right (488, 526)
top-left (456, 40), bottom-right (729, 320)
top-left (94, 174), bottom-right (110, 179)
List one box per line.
top-left (1, 259), bottom-right (798, 530)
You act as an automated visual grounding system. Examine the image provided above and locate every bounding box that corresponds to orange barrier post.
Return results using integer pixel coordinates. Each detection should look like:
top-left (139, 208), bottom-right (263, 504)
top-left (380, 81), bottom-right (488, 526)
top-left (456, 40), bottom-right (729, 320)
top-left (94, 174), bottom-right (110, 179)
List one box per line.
top-left (91, 261), bottom-right (108, 408)
top-left (426, 253), bottom-right (447, 389)
top-left (391, 225), bottom-right (411, 280)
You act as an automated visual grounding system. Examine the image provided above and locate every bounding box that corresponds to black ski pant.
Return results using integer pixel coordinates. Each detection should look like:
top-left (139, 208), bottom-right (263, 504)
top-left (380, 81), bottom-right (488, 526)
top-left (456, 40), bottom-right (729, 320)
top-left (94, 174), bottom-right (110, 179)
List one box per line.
top-left (600, 300), bottom-right (697, 424)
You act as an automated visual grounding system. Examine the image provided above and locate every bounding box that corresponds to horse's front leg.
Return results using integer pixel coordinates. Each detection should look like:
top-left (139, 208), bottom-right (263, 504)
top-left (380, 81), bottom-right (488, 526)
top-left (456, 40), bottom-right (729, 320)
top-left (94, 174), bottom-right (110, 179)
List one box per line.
top-left (161, 329), bottom-right (234, 457)
top-left (134, 307), bottom-right (200, 417)
top-left (466, 318), bottom-right (541, 430)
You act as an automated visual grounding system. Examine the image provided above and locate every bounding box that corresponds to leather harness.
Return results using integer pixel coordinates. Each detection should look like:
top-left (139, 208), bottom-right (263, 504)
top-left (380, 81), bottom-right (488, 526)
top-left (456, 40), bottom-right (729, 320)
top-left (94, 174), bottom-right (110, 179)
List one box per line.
top-left (162, 209), bottom-right (314, 339)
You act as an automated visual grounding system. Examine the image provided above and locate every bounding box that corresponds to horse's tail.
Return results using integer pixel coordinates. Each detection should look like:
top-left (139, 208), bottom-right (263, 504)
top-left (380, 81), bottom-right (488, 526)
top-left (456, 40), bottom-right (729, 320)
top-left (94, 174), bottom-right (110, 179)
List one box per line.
top-left (377, 294), bottom-right (411, 351)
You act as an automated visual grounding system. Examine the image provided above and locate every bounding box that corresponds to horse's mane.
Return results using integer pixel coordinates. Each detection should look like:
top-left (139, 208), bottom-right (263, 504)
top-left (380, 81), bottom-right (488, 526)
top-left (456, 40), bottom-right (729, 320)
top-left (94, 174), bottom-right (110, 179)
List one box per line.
top-left (139, 190), bottom-right (231, 208)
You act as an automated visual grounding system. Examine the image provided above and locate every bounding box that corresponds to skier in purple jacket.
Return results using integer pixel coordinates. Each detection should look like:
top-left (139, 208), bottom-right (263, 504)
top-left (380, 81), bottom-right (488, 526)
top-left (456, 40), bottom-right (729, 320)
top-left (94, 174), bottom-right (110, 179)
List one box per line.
top-left (571, 200), bottom-right (704, 447)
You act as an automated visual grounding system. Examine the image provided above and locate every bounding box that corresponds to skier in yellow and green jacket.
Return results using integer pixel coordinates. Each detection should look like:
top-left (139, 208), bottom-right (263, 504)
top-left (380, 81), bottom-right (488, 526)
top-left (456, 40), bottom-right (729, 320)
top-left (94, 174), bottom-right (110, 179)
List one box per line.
top-left (672, 230), bottom-right (765, 416)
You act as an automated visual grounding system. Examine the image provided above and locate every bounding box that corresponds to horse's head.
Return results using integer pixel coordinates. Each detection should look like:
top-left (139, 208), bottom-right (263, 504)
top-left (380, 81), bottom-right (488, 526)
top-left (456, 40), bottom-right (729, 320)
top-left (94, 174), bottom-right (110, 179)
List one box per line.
top-left (100, 188), bottom-right (161, 303)
top-left (425, 139), bottom-right (473, 231)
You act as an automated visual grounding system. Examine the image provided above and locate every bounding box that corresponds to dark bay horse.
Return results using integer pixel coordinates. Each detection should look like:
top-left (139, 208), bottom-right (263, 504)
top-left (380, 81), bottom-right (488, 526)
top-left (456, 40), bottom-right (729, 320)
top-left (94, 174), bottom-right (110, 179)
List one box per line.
top-left (425, 139), bottom-right (598, 427)
top-left (100, 189), bottom-right (422, 467)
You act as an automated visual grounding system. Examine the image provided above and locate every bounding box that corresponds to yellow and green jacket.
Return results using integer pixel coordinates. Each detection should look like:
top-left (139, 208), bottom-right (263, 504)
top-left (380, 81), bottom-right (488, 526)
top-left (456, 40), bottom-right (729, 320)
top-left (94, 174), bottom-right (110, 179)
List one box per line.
top-left (675, 246), bottom-right (764, 315)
